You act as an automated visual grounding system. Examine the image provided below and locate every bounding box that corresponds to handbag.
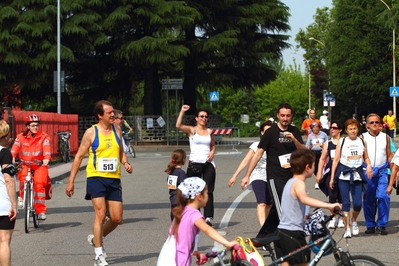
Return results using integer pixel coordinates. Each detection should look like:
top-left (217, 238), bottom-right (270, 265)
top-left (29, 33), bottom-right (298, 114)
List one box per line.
top-left (188, 161), bottom-right (207, 175)
top-left (156, 234), bottom-right (176, 266)
top-left (233, 236), bottom-right (265, 266)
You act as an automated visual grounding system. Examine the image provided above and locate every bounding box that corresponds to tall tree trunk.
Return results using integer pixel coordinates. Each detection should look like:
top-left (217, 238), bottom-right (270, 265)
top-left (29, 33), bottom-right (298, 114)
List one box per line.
top-left (143, 65), bottom-right (162, 115)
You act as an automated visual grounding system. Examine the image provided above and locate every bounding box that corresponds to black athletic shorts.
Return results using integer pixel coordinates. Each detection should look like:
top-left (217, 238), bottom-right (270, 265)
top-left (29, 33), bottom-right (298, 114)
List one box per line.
top-left (274, 228), bottom-right (310, 264)
top-left (0, 215), bottom-right (16, 230)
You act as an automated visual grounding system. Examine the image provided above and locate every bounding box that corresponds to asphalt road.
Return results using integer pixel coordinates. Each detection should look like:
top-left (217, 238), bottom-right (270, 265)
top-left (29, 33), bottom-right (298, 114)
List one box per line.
top-left (10, 141), bottom-right (398, 266)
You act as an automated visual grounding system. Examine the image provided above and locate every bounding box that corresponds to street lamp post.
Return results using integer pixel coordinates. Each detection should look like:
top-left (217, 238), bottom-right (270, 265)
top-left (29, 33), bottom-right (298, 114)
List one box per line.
top-left (57, 0), bottom-right (61, 114)
top-left (292, 51), bottom-right (311, 111)
top-left (379, 0), bottom-right (396, 134)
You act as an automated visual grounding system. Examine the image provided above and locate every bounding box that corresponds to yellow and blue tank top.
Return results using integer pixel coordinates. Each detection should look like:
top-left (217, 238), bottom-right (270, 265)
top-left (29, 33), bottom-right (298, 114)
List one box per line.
top-left (86, 124), bottom-right (121, 179)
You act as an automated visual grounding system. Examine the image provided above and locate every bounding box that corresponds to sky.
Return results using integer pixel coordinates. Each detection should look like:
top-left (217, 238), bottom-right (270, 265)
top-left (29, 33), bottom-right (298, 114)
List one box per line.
top-left (281, 0), bottom-right (332, 70)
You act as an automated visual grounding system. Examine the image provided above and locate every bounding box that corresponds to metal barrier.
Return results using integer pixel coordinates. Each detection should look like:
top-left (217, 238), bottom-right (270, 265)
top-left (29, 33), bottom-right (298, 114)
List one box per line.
top-left (211, 127), bottom-right (240, 152)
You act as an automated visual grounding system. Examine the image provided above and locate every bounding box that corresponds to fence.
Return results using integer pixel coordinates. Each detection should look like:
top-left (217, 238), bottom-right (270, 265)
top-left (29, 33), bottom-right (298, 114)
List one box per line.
top-left (10, 111), bottom-right (79, 159)
top-left (211, 127), bottom-right (240, 152)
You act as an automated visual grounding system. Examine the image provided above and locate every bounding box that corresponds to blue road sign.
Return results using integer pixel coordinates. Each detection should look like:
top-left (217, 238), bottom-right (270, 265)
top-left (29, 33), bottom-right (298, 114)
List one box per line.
top-left (210, 92), bottom-right (219, 102)
top-left (390, 87), bottom-right (399, 97)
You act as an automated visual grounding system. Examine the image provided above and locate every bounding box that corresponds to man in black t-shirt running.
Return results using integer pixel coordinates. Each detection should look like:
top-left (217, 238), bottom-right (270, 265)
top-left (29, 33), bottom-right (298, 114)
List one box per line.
top-left (242, 103), bottom-right (305, 237)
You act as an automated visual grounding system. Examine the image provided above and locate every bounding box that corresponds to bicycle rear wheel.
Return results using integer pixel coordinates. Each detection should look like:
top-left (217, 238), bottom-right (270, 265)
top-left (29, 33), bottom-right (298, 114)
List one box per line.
top-left (24, 185), bottom-right (31, 233)
top-left (129, 144), bottom-right (136, 158)
top-left (334, 255), bottom-right (385, 266)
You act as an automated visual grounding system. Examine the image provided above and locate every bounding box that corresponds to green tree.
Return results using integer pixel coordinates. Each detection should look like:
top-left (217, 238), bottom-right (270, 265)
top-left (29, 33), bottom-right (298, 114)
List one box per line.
top-left (181, 0), bottom-right (291, 115)
top-left (327, 0), bottom-right (392, 117)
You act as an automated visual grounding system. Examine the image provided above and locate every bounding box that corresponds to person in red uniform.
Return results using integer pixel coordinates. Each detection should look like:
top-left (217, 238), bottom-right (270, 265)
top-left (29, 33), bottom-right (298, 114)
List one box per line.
top-left (11, 114), bottom-right (51, 220)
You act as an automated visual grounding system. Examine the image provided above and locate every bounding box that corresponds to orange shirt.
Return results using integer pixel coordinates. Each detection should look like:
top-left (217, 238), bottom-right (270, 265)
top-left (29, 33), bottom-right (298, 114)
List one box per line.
top-left (11, 131), bottom-right (51, 161)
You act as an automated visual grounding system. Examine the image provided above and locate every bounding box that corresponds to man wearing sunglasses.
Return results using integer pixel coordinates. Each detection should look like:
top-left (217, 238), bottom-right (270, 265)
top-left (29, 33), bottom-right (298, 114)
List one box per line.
top-left (361, 114), bottom-right (393, 235)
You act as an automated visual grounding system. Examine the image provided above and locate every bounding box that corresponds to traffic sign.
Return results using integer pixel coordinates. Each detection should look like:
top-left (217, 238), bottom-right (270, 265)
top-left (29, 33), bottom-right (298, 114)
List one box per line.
top-left (162, 84), bottom-right (183, 90)
top-left (390, 87), bottom-right (399, 97)
top-left (210, 91), bottom-right (219, 102)
top-left (162, 79), bottom-right (183, 84)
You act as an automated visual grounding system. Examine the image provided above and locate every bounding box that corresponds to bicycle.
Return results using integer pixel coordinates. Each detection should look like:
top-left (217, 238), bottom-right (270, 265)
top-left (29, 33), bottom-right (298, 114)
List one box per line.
top-left (249, 207), bottom-right (385, 266)
top-left (194, 245), bottom-right (252, 266)
top-left (123, 131), bottom-right (135, 158)
top-left (16, 159), bottom-right (43, 233)
top-left (55, 129), bottom-right (71, 163)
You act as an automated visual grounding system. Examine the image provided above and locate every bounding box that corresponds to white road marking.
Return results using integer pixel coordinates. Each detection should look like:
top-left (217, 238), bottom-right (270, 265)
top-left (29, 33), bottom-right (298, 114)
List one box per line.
top-left (213, 189), bottom-right (251, 249)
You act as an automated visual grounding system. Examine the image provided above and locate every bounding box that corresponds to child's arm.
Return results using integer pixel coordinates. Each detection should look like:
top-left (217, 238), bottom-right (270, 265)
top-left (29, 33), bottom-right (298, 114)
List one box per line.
top-left (294, 179), bottom-right (340, 213)
top-left (194, 218), bottom-right (238, 249)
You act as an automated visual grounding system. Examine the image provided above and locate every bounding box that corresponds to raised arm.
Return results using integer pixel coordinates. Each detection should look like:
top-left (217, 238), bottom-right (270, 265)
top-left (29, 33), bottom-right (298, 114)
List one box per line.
top-left (176, 105), bottom-right (193, 136)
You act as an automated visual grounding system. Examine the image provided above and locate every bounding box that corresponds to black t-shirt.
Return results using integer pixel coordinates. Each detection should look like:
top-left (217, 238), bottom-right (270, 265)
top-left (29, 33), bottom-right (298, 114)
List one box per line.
top-left (258, 123), bottom-right (304, 182)
top-left (0, 147), bottom-right (12, 165)
top-left (168, 168), bottom-right (187, 206)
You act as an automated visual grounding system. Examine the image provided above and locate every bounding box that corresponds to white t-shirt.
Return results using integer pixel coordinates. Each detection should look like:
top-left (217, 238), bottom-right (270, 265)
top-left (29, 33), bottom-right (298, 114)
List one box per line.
top-left (339, 137), bottom-right (364, 181)
top-left (247, 141), bottom-right (267, 190)
top-left (320, 115), bottom-right (329, 130)
top-left (189, 128), bottom-right (215, 166)
top-left (0, 147), bottom-right (11, 215)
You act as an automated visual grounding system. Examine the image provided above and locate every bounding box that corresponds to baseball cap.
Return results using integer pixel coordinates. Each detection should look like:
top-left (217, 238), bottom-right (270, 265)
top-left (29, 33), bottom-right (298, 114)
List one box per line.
top-left (323, 110), bottom-right (328, 115)
top-left (310, 122), bottom-right (319, 128)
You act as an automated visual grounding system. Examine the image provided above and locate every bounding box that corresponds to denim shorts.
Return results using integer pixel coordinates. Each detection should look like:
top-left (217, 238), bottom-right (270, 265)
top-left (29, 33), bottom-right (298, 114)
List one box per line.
top-left (85, 177), bottom-right (122, 202)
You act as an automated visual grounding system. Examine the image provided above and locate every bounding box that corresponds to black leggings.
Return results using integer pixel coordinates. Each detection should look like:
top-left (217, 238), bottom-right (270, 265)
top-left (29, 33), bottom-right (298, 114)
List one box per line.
top-left (187, 162), bottom-right (216, 218)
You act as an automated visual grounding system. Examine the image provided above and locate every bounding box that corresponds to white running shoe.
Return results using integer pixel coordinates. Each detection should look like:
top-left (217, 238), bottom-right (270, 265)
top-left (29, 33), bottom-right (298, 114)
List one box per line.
top-left (94, 254), bottom-right (108, 266)
top-left (351, 222), bottom-right (359, 236)
top-left (18, 196), bottom-right (24, 208)
top-left (88, 234), bottom-right (107, 258)
top-left (328, 217), bottom-right (336, 229)
top-left (344, 229), bottom-right (352, 238)
top-left (337, 217), bottom-right (345, 228)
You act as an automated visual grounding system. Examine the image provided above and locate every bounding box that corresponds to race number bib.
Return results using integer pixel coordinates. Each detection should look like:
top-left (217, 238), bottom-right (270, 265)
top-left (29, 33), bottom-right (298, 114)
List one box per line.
top-left (98, 158), bottom-right (118, 172)
top-left (278, 153), bottom-right (291, 168)
top-left (167, 175), bottom-right (178, 189)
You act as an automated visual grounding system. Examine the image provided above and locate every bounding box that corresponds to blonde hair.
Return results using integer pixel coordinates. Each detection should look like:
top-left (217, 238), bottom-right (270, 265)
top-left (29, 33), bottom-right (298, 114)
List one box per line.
top-left (0, 120), bottom-right (10, 139)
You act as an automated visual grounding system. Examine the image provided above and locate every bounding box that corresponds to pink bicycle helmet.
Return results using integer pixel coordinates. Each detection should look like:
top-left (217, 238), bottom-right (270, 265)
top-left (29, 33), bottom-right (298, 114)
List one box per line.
top-left (25, 114), bottom-right (40, 125)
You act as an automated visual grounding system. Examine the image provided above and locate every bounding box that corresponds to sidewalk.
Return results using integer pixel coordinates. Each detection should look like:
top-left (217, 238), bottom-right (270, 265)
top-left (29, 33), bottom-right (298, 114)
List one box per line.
top-left (49, 157), bottom-right (88, 182)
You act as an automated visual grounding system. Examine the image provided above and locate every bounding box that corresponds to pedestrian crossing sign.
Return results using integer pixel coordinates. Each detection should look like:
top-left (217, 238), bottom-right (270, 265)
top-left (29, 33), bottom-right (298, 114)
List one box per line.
top-left (390, 87), bottom-right (399, 97)
top-left (210, 92), bottom-right (219, 102)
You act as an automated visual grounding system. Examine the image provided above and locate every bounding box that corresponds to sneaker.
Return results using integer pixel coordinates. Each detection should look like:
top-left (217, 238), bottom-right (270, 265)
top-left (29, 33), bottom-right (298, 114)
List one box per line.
top-left (18, 196), bottom-right (24, 208)
top-left (351, 222), bottom-right (359, 236)
top-left (94, 254), bottom-right (108, 266)
top-left (37, 213), bottom-right (46, 220)
top-left (205, 217), bottom-right (213, 226)
top-left (337, 217), bottom-right (345, 228)
top-left (315, 183), bottom-right (319, 189)
top-left (376, 226), bottom-right (388, 235)
top-left (344, 229), bottom-right (352, 238)
top-left (328, 217), bottom-right (336, 229)
top-left (88, 234), bottom-right (107, 258)
top-left (365, 228), bottom-right (375, 234)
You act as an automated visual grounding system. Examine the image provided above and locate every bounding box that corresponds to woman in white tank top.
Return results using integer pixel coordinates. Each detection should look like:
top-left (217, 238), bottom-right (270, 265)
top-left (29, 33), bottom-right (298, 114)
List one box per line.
top-left (176, 105), bottom-right (216, 226)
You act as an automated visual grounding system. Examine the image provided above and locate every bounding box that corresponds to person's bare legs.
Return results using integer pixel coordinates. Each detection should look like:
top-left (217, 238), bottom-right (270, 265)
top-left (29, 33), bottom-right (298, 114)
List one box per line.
top-left (0, 229), bottom-right (13, 266)
top-left (343, 211), bottom-right (350, 230)
top-left (103, 200), bottom-right (123, 237)
top-left (257, 203), bottom-right (272, 227)
top-left (352, 210), bottom-right (360, 224)
top-left (92, 197), bottom-right (106, 247)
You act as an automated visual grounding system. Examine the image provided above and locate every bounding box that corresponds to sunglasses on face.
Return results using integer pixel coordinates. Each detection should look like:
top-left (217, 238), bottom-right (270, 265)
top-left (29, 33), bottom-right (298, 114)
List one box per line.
top-left (369, 121), bottom-right (379, 125)
top-left (30, 124), bottom-right (40, 128)
top-left (198, 115), bottom-right (208, 119)
top-left (330, 127), bottom-right (339, 130)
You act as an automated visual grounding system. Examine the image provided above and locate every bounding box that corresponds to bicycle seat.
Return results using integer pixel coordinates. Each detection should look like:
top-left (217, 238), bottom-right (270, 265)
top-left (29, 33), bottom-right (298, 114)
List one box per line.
top-left (123, 134), bottom-right (132, 141)
top-left (251, 235), bottom-right (280, 247)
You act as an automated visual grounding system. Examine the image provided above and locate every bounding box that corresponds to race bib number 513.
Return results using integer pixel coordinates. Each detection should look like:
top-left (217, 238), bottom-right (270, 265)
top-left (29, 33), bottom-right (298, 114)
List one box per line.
top-left (98, 158), bottom-right (118, 172)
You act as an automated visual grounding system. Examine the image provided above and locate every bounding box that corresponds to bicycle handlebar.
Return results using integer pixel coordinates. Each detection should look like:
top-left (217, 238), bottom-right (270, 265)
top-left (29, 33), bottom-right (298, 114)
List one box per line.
top-left (15, 159), bottom-right (43, 167)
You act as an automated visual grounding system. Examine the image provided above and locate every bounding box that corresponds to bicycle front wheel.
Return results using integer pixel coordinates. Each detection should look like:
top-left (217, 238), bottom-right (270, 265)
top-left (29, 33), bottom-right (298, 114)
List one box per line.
top-left (334, 255), bottom-right (386, 266)
top-left (212, 259), bottom-right (253, 266)
top-left (60, 141), bottom-right (68, 163)
top-left (24, 185), bottom-right (31, 233)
